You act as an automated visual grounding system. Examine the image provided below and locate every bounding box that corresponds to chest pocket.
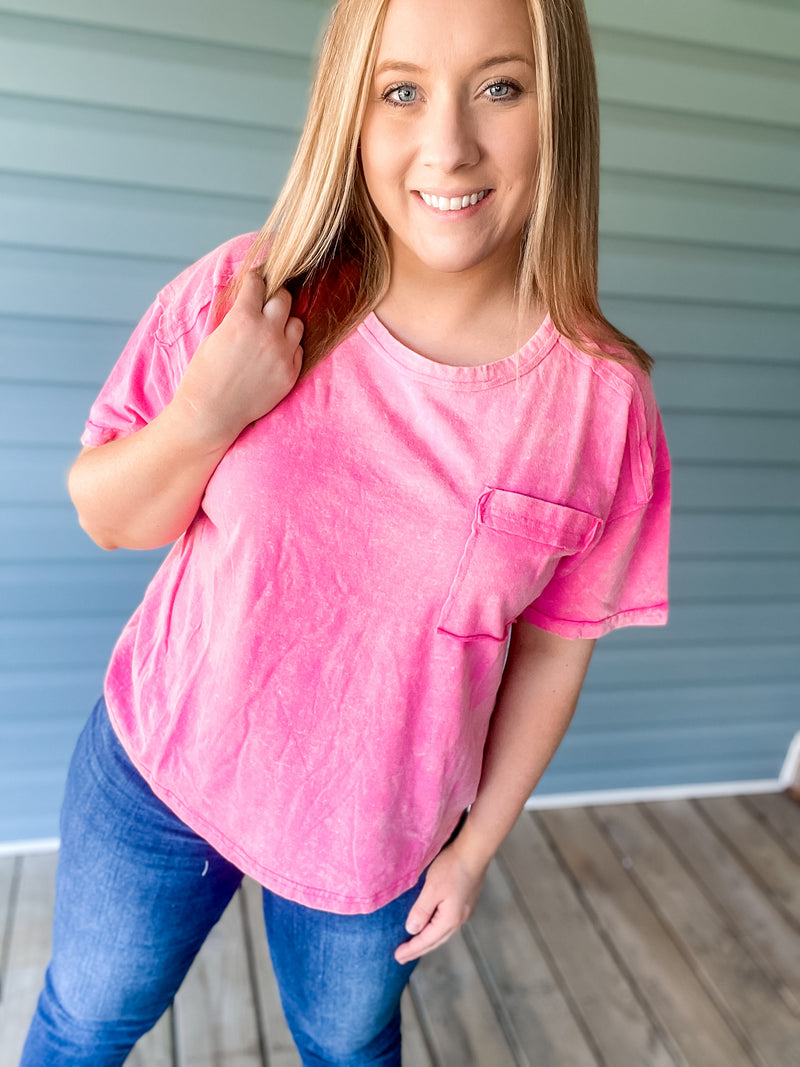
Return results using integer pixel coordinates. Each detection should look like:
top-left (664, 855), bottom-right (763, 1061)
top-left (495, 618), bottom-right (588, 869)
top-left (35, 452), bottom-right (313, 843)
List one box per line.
top-left (436, 488), bottom-right (600, 641)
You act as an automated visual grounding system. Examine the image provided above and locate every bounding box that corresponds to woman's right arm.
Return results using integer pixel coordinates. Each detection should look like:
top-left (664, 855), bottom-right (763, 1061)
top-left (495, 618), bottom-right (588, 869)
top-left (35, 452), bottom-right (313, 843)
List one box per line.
top-left (68, 273), bottom-right (303, 551)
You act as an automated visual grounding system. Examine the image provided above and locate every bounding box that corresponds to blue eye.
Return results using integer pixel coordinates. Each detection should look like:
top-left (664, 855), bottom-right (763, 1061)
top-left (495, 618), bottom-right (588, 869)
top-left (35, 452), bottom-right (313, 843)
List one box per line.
top-left (485, 80), bottom-right (520, 101)
top-left (384, 83), bottom-right (417, 107)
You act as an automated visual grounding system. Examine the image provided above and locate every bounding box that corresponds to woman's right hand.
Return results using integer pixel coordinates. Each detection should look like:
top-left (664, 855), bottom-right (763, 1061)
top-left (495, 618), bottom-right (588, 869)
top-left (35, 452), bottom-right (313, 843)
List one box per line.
top-left (175, 272), bottom-right (304, 443)
top-left (69, 273), bottom-right (304, 552)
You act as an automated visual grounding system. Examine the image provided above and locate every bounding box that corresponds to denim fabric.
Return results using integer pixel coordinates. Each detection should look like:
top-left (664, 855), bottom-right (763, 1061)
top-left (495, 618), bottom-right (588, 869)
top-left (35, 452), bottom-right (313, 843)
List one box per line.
top-left (21, 698), bottom-right (420, 1066)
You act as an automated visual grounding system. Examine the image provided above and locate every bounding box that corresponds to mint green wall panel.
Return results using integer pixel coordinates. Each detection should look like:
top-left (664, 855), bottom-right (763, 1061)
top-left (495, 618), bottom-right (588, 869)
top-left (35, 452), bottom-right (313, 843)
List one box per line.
top-left (1, 0), bottom-right (798, 842)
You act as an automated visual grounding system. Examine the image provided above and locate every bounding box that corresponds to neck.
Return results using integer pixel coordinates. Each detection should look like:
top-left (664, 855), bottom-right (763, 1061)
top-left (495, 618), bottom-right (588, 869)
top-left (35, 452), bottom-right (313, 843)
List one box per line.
top-left (373, 251), bottom-right (546, 367)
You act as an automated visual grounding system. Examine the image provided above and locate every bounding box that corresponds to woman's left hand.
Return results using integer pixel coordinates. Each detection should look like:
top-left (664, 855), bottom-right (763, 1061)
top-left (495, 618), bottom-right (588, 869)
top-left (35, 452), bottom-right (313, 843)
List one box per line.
top-left (394, 841), bottom-right (489, 965)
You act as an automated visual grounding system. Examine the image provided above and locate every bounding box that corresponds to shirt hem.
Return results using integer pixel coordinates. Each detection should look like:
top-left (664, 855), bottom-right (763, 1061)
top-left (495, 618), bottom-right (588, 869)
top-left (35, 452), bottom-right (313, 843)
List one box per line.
top-left (103, 697), bottom-right (434, 915)
top-left (521, 602), bottom-right (669, 639)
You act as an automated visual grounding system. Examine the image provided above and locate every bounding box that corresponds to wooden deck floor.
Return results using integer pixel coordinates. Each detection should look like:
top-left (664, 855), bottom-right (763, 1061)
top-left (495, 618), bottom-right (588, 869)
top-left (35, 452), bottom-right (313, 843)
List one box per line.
top-left (1, 792), bottom-right (799, 1066)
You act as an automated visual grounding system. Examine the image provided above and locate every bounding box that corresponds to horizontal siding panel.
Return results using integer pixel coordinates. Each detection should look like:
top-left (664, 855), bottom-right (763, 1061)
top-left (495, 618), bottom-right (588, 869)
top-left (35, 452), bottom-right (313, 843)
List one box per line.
top-left (653, 358), bottom-right (800, 415)
top-left (0, 95), bottom-right (298, 198)
top-left (1, 447), bottom-right (76, 505)
top-left (587, 0), bottom-right (800, 62)
top-left (600, 171), bottom-right (800, 253)
top-left (602, 297), bottom-right (800, 365)
top-left (0, 318), bottom-right (139, 386)
top-left (662, 411), bottom-right (799, 464)
top-left (0, 667), bottom-right (103, 718)
top-left (2, 383), bottom-right (95, 446)
top-left (672, 465), bottom-right (800, 510)
top-left (0, 172), bottom-right (267, 262)
top-left (1, 507), bottom-right (123, 561)
top-left (600, 237), bottom-right (800, 308)
top-left (539, 729), bottom-right (796, 792)
top-left (0, 245), bottom-right (188, 322)
top-left (0, 0), bottom-right (330, 56)
top-left (669, 558), bottom-right (800, 602)
top-left (0, 558), bottom-right (163, 616)
top-left (594, 28), bottom-right (800, 129)
top-left (601, 103), bottom-right (800, 192)
top-left (571, 681), bottom-right (800, 731)
top-left (0, 12), bottom-right (312, 129)
top-left (1, 617), bottom-right (125, 669)
top-left (588, 642), bottom-right (800, 689)
top-left (604, 601), bottom-right (800, 645)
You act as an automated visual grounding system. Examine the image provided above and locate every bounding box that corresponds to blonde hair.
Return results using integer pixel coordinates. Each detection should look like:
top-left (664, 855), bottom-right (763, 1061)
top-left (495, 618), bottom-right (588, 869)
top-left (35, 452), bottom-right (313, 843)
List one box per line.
top-left (226, 0), bottom-right (652, 375)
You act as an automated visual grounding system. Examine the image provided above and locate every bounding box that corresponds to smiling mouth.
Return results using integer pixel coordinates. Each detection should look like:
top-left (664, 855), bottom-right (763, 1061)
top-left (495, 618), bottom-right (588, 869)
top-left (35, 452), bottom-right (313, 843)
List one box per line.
top-left (419, 190), bottom-right (489, 212)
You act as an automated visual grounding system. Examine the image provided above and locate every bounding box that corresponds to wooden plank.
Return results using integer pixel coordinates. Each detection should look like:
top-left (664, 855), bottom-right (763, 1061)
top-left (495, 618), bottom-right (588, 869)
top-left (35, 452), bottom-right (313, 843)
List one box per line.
top-left (409, 929), bottom-right (517, 1067)
top-left (743, 793), bottom-right (800, 863)
top-left (601, 102), bottom-right (800, 194)
top-left (594, 29), bottom-right (800, 129)
top-left (400, 987), bottom-right (434, 1067)
top-left (0, 96), bottom-right (298, 200)
top-left (595, 803), bottom-right (800, 1066)
top-left (0, 617), bottom-right (120, 671)
top-left (0, 0), bottom-right (330, 57)
top-left (600, 171), bottom-right (800, 254)
top-left (0, 14), bottom-right (312, 130)
top-left (539, 806), bottom-right (754, 1066)
top-left (498, 815), bottom-right (674, 1066)
top-left (466, 860), bottom-right (598, 1066)
top-left (644, 800), bottom-right (800, 1001)
top-left (125, 1008), bottom-right (174, 1067)
top-left (0, 852), bottom-right (58, 1067)
top-left (240, 877), bottom-right (300, 1067)
top-left (586, 0), bottom-right (800, 63)
top-left (0, 855), bottom-right (19, 986)
top-left (173, 888), bottom-right (262, 1066)
top-left (697, 797), bottom-right (800, 927)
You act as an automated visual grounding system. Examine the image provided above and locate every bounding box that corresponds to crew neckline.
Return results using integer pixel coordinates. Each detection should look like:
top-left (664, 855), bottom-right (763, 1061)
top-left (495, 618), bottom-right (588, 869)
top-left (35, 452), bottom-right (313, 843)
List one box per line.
top-left (357, 311), bottom-right (558, 388)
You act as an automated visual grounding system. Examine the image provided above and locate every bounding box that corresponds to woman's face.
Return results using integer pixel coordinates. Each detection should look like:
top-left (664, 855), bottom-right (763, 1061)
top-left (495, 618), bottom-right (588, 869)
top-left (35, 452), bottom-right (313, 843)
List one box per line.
top-left (359, 0), bottom-right (539, 287)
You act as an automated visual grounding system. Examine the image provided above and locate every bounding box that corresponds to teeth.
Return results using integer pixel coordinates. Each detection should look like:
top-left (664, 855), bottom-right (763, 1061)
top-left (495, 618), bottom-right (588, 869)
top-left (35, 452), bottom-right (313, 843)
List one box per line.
top-left (420, 190), bottom-right (487, 211)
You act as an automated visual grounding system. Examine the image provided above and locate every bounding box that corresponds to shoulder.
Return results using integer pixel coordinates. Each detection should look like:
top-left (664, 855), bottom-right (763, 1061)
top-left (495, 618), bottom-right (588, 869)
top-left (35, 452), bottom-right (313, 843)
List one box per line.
top-left (550, 330), bottom-right (670, 505)
top-left (155, 233), bottom-right (259, 347)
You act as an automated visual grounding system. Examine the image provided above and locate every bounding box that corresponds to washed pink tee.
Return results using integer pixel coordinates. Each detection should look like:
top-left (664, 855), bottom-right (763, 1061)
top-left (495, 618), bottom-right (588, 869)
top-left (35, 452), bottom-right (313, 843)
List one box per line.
top-left (82, 235), bottom-right (670, 913)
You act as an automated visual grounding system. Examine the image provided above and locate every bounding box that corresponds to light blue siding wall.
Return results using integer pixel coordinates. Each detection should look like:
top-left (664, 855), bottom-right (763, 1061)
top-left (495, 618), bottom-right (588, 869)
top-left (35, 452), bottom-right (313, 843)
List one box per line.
top-left (0, 0), bottom-right (331, 840)
top-left (541, 0), bottom-right (800, 793)
top-left (0, 0), bottom-right (798, 840)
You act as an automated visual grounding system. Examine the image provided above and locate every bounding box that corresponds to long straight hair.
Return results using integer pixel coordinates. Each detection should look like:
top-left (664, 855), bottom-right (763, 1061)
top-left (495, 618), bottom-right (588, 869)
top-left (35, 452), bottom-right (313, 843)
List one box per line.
top-left (224, 0), bottom-right (652, 375)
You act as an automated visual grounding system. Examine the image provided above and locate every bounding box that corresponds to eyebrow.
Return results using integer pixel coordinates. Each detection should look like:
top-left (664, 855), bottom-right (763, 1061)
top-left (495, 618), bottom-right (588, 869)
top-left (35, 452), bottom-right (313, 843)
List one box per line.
top-left (375, 53), bottom-right (534, 77)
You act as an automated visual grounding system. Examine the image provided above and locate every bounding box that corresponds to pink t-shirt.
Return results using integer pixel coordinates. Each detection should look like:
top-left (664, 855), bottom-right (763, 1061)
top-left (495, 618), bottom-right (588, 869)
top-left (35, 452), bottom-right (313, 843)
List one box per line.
top-left (82, 235), bottom-right (670, 913)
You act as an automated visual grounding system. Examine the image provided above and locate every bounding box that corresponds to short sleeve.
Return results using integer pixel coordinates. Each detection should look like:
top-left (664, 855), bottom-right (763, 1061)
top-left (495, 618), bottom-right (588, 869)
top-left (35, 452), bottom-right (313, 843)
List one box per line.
top-left (522, 415), bottom-right (671, 640)
top-left (80, 233), bottom-right (258, 448)
top-left (80, 296), bottom-right (179, 447)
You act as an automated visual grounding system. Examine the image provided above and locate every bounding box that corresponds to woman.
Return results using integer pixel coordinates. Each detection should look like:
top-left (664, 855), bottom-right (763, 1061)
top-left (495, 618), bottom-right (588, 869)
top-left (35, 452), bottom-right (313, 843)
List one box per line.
top-left (22, 0), bottom-right (670, 1063)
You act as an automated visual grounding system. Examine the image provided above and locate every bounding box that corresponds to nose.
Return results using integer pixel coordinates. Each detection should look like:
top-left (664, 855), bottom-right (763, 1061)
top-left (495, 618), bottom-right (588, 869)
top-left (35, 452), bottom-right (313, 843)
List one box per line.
top-left (420, 95), bottom-right (480, 173)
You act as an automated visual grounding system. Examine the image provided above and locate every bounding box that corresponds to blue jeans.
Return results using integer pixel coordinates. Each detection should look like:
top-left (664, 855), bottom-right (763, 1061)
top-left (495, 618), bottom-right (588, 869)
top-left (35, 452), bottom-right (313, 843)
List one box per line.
top-left (21, 698), bottom-right (422, 1066)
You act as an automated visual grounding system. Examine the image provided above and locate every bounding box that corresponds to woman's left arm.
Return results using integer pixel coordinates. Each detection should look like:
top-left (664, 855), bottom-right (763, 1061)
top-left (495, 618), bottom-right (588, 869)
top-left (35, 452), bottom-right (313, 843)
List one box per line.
top-left (395, 621), bottom-right (595, 964)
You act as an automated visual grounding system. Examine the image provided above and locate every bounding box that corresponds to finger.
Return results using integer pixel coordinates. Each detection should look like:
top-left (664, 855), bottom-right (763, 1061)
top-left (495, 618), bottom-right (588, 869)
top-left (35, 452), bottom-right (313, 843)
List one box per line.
top-left (236, 270), bottom-right (267, 310)
top-left (285, 315), bottom-right (305, 349)
top-left (261, 286), bottom-right (292, 323)
top-left (394, 913), bottom-right (457, 965)
top-left (404, 885), bottom-right (440, 937)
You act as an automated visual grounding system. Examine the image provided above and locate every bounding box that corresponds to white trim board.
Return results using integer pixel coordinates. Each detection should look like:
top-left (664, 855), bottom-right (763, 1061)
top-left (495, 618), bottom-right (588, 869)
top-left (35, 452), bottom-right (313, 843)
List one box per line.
top-left (526, 730), bottom-right (800, 811)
